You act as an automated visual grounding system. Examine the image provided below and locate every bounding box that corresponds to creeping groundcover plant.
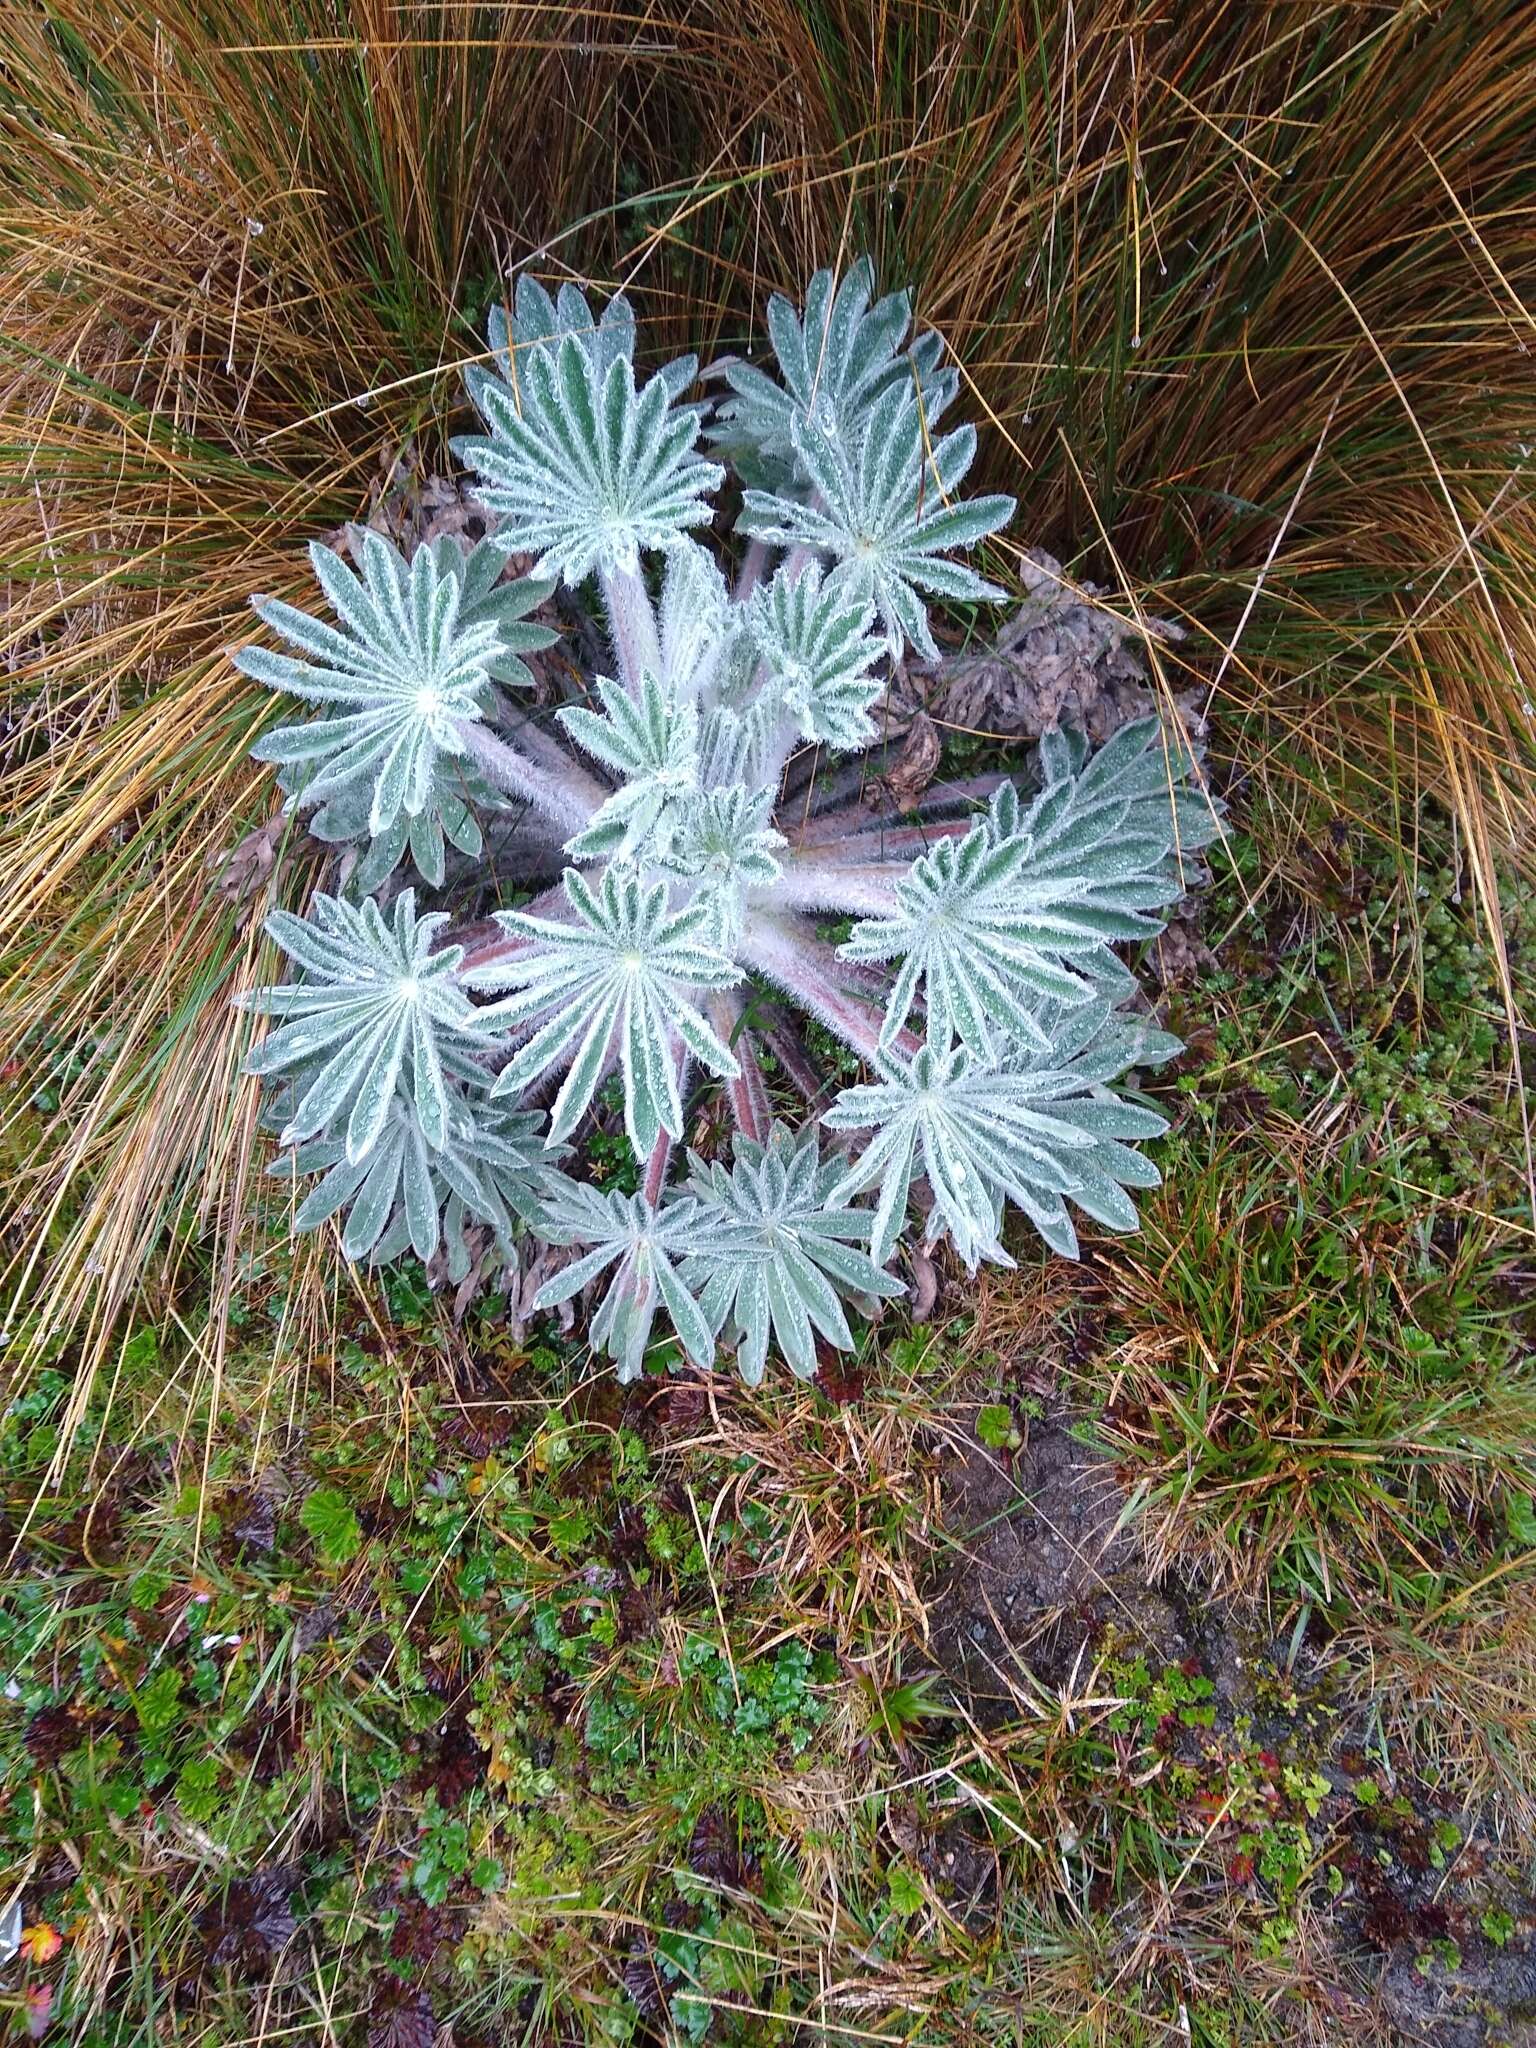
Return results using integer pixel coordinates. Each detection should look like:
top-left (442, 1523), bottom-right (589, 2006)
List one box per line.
top-left (235, 262), bottom-right (1218, 1383)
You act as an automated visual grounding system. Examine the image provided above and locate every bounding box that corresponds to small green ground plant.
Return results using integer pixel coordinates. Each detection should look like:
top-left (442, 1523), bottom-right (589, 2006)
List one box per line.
top-left (6, 829), bottom-right (1534, 2047)
top-left (1092, 834), bottom-right (1536, 1606)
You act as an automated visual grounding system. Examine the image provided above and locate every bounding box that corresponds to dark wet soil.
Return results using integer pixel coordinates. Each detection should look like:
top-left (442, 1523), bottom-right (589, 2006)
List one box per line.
top-left (927, 1400), bottom-right (1252, 1719)
top-left (924, 1400), bottom-right (1536, 2046)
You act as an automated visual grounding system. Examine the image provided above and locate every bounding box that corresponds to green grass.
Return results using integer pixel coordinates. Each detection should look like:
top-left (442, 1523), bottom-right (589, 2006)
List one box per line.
top-left (1090, 822), bottom-right (1534, 1582)
top-left (1071, 816), bottom-right (1536, 1829)
top-left (7, 810), bottom-right (1535, 2041)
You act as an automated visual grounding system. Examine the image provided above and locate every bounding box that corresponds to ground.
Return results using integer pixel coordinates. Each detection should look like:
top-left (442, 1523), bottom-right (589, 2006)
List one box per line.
top-left (5, 814), bottom-right (1534, 2047)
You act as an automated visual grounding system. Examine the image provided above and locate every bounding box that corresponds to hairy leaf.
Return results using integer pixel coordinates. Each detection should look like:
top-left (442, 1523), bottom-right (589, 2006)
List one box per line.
top-left (682, 1124), bottom-right (904, 1383)
top-left (659, 787), bottom-right (785, 946)
top-left (242, 890), bottom-right (500, 1158)
top-left (464, 868), bottom-right (742, 1158)
top-left (457, 281), bottom-right (722, 581)
top-left (712, 258), bottom-right (958, 485)
top-left (739, 385), bottom-right (1014, 659)
top-left (240, 533), bottom-right (554, 859)
top-left (267, 1093), bottom-right (553, 1275)
top-left (535, 1181), bottom-right (712, 1381)
top-left (559, 669), bottom-right (701, 863)
top-left (840, 717), bottom-right (1206, 1054)
top-left (825, 1008), bottom-right (1177, 1268)
top-left (748, 562), bottom-right (887, 751)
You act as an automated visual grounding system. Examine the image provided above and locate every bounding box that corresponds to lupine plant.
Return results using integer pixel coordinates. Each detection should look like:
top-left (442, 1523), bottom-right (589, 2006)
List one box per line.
top-left (236, 262), bottom-right (1217, 1382)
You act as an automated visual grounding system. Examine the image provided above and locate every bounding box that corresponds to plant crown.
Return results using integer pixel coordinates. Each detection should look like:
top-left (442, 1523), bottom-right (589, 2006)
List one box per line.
top-left (237, 261), bottom-right (1216, 1381)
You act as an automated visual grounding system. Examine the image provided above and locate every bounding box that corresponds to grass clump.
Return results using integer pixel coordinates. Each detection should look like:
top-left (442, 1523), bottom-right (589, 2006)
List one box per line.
top-left (1079, 823), bottom-right (1536, 1822)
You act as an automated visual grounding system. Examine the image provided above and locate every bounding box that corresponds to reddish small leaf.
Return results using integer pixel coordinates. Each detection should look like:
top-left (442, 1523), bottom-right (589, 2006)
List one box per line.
top-left (19, 1924), bottom-right (63, 1965)
top-left (368, 1981), bottom-right (435, 2048)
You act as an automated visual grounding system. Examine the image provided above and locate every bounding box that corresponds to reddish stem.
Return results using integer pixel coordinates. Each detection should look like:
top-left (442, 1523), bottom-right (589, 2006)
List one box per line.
top-left (642, 1129), bottom-right (673, 1207)
top-left (762, 1014), bottom-right (826, 1106)
top-left (790, 772), bottom-right (1011, 846)
top-left (710, 991), bottom-right (770, 1142)
top-left (454, 879), bottom-right (569, 976)
top-left (737, 916), bottom-right (921, 1065)
top-left (789, 819), bottom-right (974, 866)
top-left (642, 1026), bottom-right (693, 1201)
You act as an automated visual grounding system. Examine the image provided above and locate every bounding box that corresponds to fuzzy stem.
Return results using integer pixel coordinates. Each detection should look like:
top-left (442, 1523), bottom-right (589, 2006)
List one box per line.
top-left (736, 914), bottom-right (919, 1064)
top-left (732, 538), bottom-right (771, 603)
top-left (642, 1128), bottom-right (673, 1207)
top-left (459, 722), bottom-right (602, 837)
top-left (454, 879), bottom-right (570, 976)
top-left (783, 738), bottom-right (898, 808)
top-left (788, 818), bottom-right (975, 865)
top-left (708, 990), bottom-right (770, 1142)
top-left (488, 688), bottom-right (597, 780)
top-left (792, 771), bottom-right (1012, 842)
top-left (600, 561), bottom-right (662, 695)
top-left (761, 1013), bottom-right (827, 1107)
top-left (760, 711), bottom-right (810, 804)
top-left (760, 859), bottom-right (901, 918)
top-left (442, 812), bottom-right (569, 890)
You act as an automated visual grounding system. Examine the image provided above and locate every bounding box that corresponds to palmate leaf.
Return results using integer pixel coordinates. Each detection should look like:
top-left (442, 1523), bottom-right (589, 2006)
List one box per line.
top-left (456, 281), bottom-right (722, 583)
top-left (239, 532), bottom-right (554, 846)
top-left (739, 384), bottom-right (1014, 660)
top-left (656, 541), bottom-right (736, 699)
top-left (825, 1005), bottom-right (1177, 1269)
top-left (840, 717), bottom-right (1206, 1056)
top-left (268, 1091), bottom-right (554, 1274)
top-left (389, 532), bottom-right (558, 685)
top-left (484, 275), bottom-right (700, 405)
top-left (837, 829), bottom-right (1128, 1055)
top-left (658, 787), bottom-right (785, 947)
top-left (559, 669), bottom-right (701, 862)
top-left (747, 562), bottom-right (887, 751)
top-left (1019, 715), bottom-right (1222, 867)
top-left (711, 259), bottom-right (959, 484)
top-left (242, 890), bottom-right (501, 1159)
top-left (533, 1180), bottom-right (714, 1382)
top-left (463, 867), bottom-right (742, 1159)
top-left (681, 1124), bottom-right (904, 1384)
top-left (297, 753), bottom-right (508, 892)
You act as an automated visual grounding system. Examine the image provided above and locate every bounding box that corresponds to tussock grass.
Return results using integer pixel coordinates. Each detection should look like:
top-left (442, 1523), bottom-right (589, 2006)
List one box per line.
top-left (0, 0), bottom-right (648, 1415)
top-left (1361, 1580), bottom-right (1536, 1841)
top-left (660, 0), bottom-right (1536, 840)
top-left (6, 0), bottom-right (1536, 1405)
top-left (1077, 836), bottom-right (1536, 1821)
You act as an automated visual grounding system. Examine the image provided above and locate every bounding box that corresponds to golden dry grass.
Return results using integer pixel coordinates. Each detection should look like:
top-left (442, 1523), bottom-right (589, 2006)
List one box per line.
top-left (4, 0), bottom-right (1535, 1422)
top-left (0, 0), bottom-right (641, 1429)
